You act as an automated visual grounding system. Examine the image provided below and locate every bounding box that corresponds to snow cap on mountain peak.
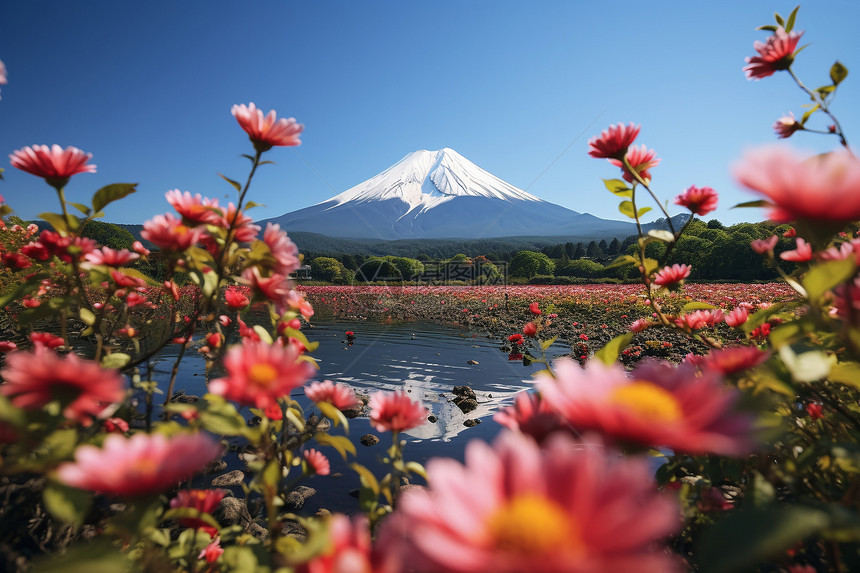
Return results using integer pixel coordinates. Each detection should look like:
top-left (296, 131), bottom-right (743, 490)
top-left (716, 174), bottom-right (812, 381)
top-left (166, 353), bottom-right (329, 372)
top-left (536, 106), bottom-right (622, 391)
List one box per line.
top-left (325, 148), bottom-right (542, 214)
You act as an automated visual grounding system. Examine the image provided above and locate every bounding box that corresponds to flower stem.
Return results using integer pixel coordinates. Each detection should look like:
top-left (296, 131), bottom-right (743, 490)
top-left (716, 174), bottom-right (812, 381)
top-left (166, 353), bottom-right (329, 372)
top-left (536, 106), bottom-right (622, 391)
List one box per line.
top-left (787, 68), bottom-right (851, 152)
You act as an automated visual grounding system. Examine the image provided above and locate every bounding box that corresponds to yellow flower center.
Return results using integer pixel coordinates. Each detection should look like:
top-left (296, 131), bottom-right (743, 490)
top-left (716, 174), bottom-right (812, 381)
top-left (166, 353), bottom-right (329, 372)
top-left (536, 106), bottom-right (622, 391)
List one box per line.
top-left (609, 381), bottom-right (682, 423)
top-left (485, 494), bottom-right (581, 557)
top-left (248, 363), bottom-right (278, 387)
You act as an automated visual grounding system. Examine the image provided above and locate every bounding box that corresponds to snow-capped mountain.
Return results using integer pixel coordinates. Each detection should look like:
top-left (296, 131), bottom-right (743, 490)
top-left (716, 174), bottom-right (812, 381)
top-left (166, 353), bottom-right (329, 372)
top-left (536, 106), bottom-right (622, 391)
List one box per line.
top-left (261, 148), bottom-right (638, 240)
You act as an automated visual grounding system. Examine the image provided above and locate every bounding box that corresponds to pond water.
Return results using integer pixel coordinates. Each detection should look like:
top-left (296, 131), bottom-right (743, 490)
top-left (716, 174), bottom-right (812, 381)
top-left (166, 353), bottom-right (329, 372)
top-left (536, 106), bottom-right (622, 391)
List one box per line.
top-left (148, 319), bottom-right (571, 513)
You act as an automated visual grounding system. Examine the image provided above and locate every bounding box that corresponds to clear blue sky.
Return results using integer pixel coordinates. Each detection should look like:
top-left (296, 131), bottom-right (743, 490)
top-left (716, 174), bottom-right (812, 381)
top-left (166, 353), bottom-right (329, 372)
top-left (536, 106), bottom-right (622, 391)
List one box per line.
top-left (1, 1), bottom-right (858, 229)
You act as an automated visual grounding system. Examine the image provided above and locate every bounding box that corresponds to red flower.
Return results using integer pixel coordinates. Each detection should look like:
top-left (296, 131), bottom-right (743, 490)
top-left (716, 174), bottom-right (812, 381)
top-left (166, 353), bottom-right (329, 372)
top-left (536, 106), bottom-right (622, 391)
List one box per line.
top-left (734, 147), bottom-right (860, 224)
top-left (724, 307), bottom-right (749, 328)
top-left (744, 27), bottom-right (804, 80)
top-left (507, 333), bottom-right (524, 343)
top-left (587, 122), bottom-right (640, 160)
top-left (9, 145), bottom-right (96, 187)
top-left (232, 103), bottom-right (303, 151)
top-left (30, 331), bottom-right (64, 349)
top-left (368, 391), bottom-right (427, 433)
top-left (141, 213), bottom-right (202, 251)
top-left (523, 322), bottom-right (538, 337)
top-left (608, 144), bottom-right (661, 183)
top-left (199, 537), bottom-right (224, 564)
top-left (170, 489), bottom-right (226, 532)
top-left (528, 302), bottom-right (541, 315)
top-left (224, 287), bottom-right (250, 309)
top-left (494, 391), bottom-right (567, 443)
top-left (806, 403), bottom-right (823, 420)
top-left (699, 346), bottom-right (769, 376)
top-left (674, 185), bottom-right (718, 216)
top-left (57, 432), bottom-right (221, 496)
top-left (166, 190), bottom-right (221, 225)
top-left (1, 347), bottom-right (124, 426)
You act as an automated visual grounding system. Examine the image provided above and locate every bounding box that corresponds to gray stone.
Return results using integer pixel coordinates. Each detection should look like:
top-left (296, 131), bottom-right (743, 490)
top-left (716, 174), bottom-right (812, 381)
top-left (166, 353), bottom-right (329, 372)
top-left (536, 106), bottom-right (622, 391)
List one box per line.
top-left (284, 486), bottom-right (316, 511)
top-left (463, 418), bottom-right (481, 427)
top-left (360, 434), bottom-right (380, 447)
top-left (211, 470), bottom-right (245, 487)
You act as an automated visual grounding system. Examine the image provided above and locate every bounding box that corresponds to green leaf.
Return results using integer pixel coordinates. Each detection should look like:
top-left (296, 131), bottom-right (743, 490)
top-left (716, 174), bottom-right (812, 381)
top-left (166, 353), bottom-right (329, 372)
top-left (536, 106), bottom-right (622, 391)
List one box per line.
top-left (244, 200), bottom-right (264, 210)
top-left (252, 325), bottom-right (274, 345)
top-left (785, 5), bottom-right (799, 32)
top-left (39, 212), bottom-right (77, 234)
top-left (161, 507), bottom-right (222, 532)
top-left (830, 61), bottom-right (848, 86)
top-left (0, 205), bottom-right (11, 217)
top-left (315, 433), bottom-right (356, 459)
top-left (594, 332), bottom-right (634, 366)
top-left (756, 25), bottom-right (778, 32)
top-left (802, 257), bottom-right (855, 303)
top-left (604, 254), bottom-right (638, 270)
top-left (647, 229), bottom-right (674, 243)
top-left (317, 400), bottom-right (349, 430)
top-left (200, 399), bottom-right (247, 437)
top-left (351, 463), bottom-right (380, 495)
top-left (637, 206), bottom-right (652, 218)
top-left (618, 200), bottom-right (636, 219)
top-left (732, 199), bottom-right (771, 209)
top-left (698, 505), bottom-right (829, 573)
top-left (816, 85), bottom-right (836, 97)
top-left (774, 11), bottom-right (784, 26)
top-left (540, 336), bottom-right (558, 350)
top-left (92, 183), bottom-right (137, 214)
top-left (681, 302), bottom-right (716, 312)
top-left (800, 103), bottom-right (820, 125)
top-left (404, 461), bottom-right (428, 480)
top-left (218, 173), bottom-right (242, 192)
top-left (603, 178), bottom-right (632, 196)
top-left (742, 303), bottom-right (784, 333)
top-left (32, 540), bottom-right (133, 573)
top-left (43, 482), bottom-right (93, 527)
top-left (69, 202), bottom-right (91, 216)
top-left (100, 353), bottom-right (131, 370)
top-left (79, 307), bottom-right (96, 326)
top-left (829, 362), bottom-right (860, 390)
top-left (779, 346), bottom-right (833, 383)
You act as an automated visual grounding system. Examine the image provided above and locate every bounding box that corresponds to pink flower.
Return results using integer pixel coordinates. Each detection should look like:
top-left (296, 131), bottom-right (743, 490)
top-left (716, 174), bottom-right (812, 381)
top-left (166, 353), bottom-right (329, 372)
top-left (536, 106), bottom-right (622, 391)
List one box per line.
top-left (1, 347), bottom-right (124, 426)
top-left (368, 391), bottom-right (427, 433)
top-left (780, 237), bottom-right (813, 262)
top-left (674, 185), bottom-right (718, 216)
top-left (304, 448), bottom-right (331, 475)
top-left (103, 417), bottom-right (129, 433)
top-left (232, 103), bottom-right (304, 151)
top-left (608, 144), bottom-right (661, 183)
top-left (132, 241), bottom-right (151, 256)
top-left (141, 213), bottom-right (203, 251)
top-left (537, 358), bottom-right (754, 455)
top-left (379, 431), bottom-right (681, 573)
top-left (263, 223), bottom-right (301, 276)
top-left (224, 286), bottom-right (250, 309)
top-left (653, 264), bottom-right (691, 288)
top-left (166, 190), bottom-right (221, 225)
top-left (806, 403), bottom-right (824, 420)
top-left (833, 277), bottom-right (860, 324)
top-left (83, 247), bottom-right (140, 267)
top-left (630, 318), bottom-right (650, 333)
top-left (751, 235), bottom-right (779, 254)
top-left (209, 340), bottom-right (316, 410)
top-left (30, 331), bottom-right (64, 348)
top-left (0, 341), bottom-right (18, 353)
top-left (734, 147), bottom-right (860, 224)
top-left (218, 203), bottom-right (260, 242)
top-left (587, 122), bottom-right (641, 160)
top-left (170, 489), bottom-right (226, 532)
top-left (305, 380), bottom-right (359, 410)
top-left (296, 515), bottom-right (384, 573)
top-left (199, 537), bottom-right (224, 564)
top-left (744, 27), bottom-right (804, 80)
top-left (0, 58), bottom-right (6, 98)
top-left (493, 392), bottom-right (566, 443)
top-left (9, 145), bottom-right (96, 186)
top-left (287, 289), bottom-right (315, 319)
top-left (773, 112), bottom-right (801, 139)
top-left (56, 432), bottom-right (222, 496)
top-left (675, 309), bottom-right (724, 330)
top-left (724, 307), bottom-right (749, 328)
top-left (243, 267), bottom-right (291, 310)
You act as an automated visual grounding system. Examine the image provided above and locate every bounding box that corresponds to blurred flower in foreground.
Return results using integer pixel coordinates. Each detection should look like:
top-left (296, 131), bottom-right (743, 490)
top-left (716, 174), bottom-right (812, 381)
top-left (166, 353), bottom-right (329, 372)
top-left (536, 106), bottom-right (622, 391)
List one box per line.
top-left (734, 147), bottom-right (860, 224)
top-left (305, 380), bottom-right (359, 410)
top-left (9, 145), bottom-right (96, 187)
top-left (57, 432), bottom-right (221, 496)
top-left (379, 431), bottom-right (680, 572)
top-left (537, 358), bottom-right (754, 455)
top-left (744, 27), bottom-right (804, 79)
top-left (0, 347), bottom-right (124, 426)
top-left (170, 489), bottom-right (226, 534)
top-left (368, 390), bottom-right (427, 432)
top-left (232, 102), bottom-right (303, 151)
top-left (296, 514), bottom-right (389, 573)
top-left (0, 58), bottom-right (6, 99)
top-left (494, 391), bottom-right (567, 443)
